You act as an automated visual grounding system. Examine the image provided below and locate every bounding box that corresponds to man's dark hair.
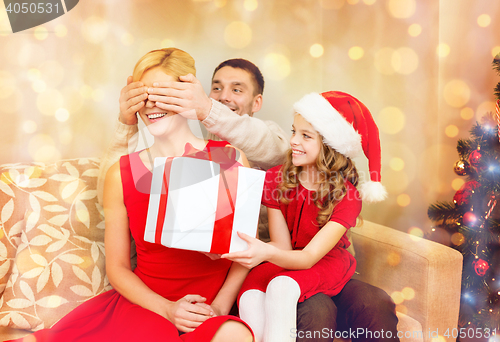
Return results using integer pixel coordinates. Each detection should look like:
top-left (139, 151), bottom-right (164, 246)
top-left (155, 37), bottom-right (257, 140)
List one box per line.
top-left (212, 58), bottom-right (265, 95)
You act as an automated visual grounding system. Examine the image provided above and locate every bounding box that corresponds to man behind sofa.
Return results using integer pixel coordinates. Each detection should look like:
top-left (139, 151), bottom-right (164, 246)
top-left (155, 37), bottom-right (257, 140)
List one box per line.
top-left (97, 58), bottom-right (399, 342)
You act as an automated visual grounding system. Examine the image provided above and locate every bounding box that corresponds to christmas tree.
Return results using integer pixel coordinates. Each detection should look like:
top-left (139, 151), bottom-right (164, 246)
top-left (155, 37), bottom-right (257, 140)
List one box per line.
top-left (428, 54), bottom-right (500, 333)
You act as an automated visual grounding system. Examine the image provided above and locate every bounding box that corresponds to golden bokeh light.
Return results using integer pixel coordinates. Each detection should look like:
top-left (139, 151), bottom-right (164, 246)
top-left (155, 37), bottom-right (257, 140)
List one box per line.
top-left (121, 33), bottom-right (134, 46)
top-left (392, 47), bottom-right (418, 74)
top-left (374, 48), bottom-right (395, 75)
top-left (476, 101), bottom-right (497, 122)
top-left (82, 16), bottom-right (109, 44)
top-left (161, 39), bottom-right (175, 48)
top-left (262, 53), bottom-right (290, 81)
top-left (62, 87), bottom-right (84, 114)
top-left (402, 287), bottom-right (415, 300)
top-left (436, 43), bottom-right (450, 58)
top-left (492, 46), bottom-right (500, 57)
top-left (16, 43), bottom-right (46, 68)
top-left (377, 107), bottom-right (405, 134)
top-left (55, 108), bottom-right (70, 122)
top-left (55, 24), bottom-right (67, 38)
top-left (28, 134), bottom-right (61, 162)
top-left (310, 44), bottom-right (324, 58)
top-left (387, 0), bottom-right (416, 19)
top-left (408, 23), bottom-right (421, 37)
top-left (0, 7), bottom-right (9, 37)
top-left (22, 120), bottom-right (38, 134)
top-left (72, 53), bottom-right (85, 66)
top-left (224, 21), bottom-right (252, 49)
top-left (389, 157), bottom-right (405, 171)
top-left (346, 0), bottom-right (359, 4)
top-left (214, 0), bottom-right (227, 7)
top-left (40, 60), bottom-right (65, 87)
top-left (319, 0), bottom-right (345, 9)
top-left (477, 14), bottom-right (491, 27)
top-left (451, 232), bottom-right (465, 246)
top-left (59, 127), bottom-right (73, 145)
top-left (460, 107), bottom-right (474, 120)
top-left (443, 79), bottom-right (470, 108)
top-left (348, 46), bottom-right (364, 60)
top-left (382, 168), bottom-right (409, 193)
top-left (445, 124), bottom-right (459, 138)
top-left (244, 0), bottom-right (258, 11)
top-left (451, 177), bottom-right (465, 191)
top-left (34, 26), bottom-right (49, 40)
top-left (32, 79), bottom-right (47, 93)
top-left (363, 0), bottom-right (376, 5)
top-left (431, 336), bottom-right (446, 342)
top-left (80, 85), bottom-right (94, 99)
top-left (0, 70), bottom-right (16, 99)
top-left (391, 291), bottom-right (405, 304)
top-left (396, 304), bottom-right (408, 315)
top-left (139, 38), bottom-right (162, 56)
top-left (387, 251), bottom-right (401, 266)
top-left (397, 194), bottom-right (411, 207)
top-left (79, 256), bottom-right (93, 269)
top-left (37, 89), bottom-right (64, 116)
top-left (92, 89), bottom-right (105, 102)
top-left (408, 226), bottom-right (423, 241)
top-left (27, 68), bottom-right (41, 81)
top-left (16, 248), bottom-right (43, 273)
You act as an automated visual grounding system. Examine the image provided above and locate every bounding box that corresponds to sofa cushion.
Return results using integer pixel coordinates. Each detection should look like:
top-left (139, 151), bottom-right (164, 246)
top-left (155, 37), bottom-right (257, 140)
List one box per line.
top-left (0, 159), bottom-right (111, 331)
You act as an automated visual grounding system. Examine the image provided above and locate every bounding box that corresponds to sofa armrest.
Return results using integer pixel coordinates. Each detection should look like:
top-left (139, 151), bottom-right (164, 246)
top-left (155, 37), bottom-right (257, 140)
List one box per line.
top-left (351, 221), bottom-right (462, 342)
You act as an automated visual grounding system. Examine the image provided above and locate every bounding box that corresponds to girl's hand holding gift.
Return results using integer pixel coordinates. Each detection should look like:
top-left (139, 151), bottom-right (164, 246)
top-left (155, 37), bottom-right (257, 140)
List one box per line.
top-left (221, 232), bottom-right (274, 269)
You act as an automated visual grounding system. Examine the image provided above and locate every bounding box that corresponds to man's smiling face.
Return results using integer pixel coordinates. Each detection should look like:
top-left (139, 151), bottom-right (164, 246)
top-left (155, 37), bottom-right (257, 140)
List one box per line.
top-left (209, 66), bottom-right (262, 117)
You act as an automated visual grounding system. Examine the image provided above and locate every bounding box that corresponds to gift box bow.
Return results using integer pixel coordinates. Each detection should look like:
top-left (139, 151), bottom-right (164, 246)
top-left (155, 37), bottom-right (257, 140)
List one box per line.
top-left (144, 143), bottom-right (265, 254)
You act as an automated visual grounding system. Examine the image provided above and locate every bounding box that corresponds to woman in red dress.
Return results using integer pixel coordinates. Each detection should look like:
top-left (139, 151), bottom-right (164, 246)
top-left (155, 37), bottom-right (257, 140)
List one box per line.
top-left (9, 48), bottom-right (254, 342)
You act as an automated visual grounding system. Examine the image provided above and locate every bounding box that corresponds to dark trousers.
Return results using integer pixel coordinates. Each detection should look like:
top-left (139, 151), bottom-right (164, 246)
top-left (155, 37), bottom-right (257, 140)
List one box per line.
top-left (296, 279), bottom-right (400, 342)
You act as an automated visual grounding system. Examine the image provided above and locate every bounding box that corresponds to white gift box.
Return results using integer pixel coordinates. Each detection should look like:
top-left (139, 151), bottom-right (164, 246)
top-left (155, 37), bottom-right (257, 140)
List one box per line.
top-left (144, 156), bottom-right (265, 254)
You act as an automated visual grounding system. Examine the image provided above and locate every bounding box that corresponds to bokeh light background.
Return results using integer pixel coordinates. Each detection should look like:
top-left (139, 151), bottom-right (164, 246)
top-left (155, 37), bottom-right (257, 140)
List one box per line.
top-left (0, 0), bottom-right (499, 233)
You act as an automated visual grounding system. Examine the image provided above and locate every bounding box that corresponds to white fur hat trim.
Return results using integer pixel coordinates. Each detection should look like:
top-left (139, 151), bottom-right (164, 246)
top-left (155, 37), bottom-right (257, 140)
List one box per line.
top-left (293, 93), bottom-right (363, 159)
top-left (359, 180), bottom-right (388, 203)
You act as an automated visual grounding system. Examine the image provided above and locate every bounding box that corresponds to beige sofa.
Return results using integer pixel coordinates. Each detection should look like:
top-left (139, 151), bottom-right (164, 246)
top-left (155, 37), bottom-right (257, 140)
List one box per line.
top-left (0, 158), bottom-right (462, 341)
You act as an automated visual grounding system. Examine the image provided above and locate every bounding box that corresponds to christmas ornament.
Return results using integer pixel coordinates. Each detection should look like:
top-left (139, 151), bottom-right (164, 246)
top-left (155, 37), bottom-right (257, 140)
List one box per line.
top-left (473, 259), bottom-right (489, 277)
top-left (453, 159), bottom-right (470, 176)
top-left (479, 194), bottom-right (498, 229)
top-left (463, 211), bottom-right (477, 226)
top-left (469, 150), bottom-right (483, 169)
top-left (453, 180), bottom-right (480, 206)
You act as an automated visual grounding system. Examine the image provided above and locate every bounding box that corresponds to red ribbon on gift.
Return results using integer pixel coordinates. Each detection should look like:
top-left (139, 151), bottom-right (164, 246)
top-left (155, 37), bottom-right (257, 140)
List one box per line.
top-left (155, 142), bottom-right (240, 254)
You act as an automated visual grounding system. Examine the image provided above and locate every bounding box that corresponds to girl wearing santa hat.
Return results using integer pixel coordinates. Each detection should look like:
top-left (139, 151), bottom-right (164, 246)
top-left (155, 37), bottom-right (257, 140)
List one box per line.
top-left (222, 91), bottom-right (387, 342)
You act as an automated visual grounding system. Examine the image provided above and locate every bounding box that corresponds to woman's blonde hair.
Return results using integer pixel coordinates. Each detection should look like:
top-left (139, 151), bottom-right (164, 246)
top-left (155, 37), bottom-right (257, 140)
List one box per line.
top-left (132, 48), bottom-right (196, 82)
top-left (278, 137), bottom-right (359, 227)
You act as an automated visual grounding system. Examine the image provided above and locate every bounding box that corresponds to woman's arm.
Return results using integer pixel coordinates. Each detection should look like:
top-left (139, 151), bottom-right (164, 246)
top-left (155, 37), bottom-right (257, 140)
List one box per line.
top-left (104, 162), bottom-right (213, 332)
top-left (222, 207), bottom-right (347, 270)
top-left (209, 262), bottom-right (249, 316)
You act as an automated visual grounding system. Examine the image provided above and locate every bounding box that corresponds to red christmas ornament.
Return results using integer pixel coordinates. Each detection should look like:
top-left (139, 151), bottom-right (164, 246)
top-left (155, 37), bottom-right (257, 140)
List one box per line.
top-left (453, 180), bottom-right (480, 206)
top-left (472, 259), bottom-right (489, 276)
top-left (468, 150), bottom-right (483, 169)
top-left (463, 211), bottom-right (477, 226)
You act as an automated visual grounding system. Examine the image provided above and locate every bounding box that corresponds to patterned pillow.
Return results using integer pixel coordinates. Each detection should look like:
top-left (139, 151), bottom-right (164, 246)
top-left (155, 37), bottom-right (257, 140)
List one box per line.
top-left (0, 159), bottom-right (111, 331)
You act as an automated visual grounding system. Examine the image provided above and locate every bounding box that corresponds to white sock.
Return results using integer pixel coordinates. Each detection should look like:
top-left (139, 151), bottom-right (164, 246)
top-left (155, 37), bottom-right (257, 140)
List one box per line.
top-left (239, 290), bottom-right (266, 342)
top-left (264, 276), bottom-right (301, 342)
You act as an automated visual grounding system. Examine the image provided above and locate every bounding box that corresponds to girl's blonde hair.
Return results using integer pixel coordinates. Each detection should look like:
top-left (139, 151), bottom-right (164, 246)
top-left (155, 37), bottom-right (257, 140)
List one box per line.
top-left (278, 137), bottom-right (359, 227)
top-left (132, 48), bottom-right (196, 82)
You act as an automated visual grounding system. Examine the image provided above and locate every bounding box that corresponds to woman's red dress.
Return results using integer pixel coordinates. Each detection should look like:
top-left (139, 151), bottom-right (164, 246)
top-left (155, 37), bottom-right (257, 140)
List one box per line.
top-left (8, 140), bottom-right (250, 342)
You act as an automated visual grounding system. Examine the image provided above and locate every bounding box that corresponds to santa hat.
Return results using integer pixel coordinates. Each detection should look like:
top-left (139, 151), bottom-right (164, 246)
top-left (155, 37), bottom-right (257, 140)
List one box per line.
top-left (293, 91), bottom-right (387, 202)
